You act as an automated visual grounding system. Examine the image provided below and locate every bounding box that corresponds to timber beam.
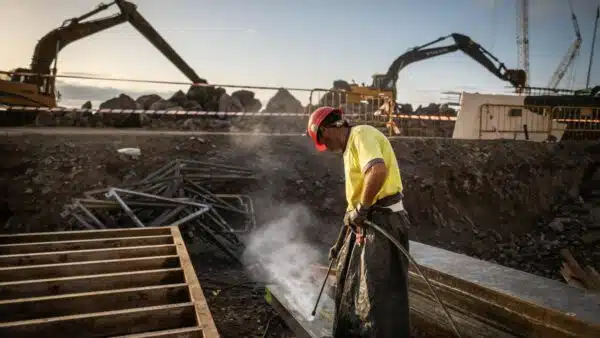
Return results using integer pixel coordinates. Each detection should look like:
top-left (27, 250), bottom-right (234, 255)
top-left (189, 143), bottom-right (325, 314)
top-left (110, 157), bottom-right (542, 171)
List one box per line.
top-left (0, 226), bottom-right (219, 338)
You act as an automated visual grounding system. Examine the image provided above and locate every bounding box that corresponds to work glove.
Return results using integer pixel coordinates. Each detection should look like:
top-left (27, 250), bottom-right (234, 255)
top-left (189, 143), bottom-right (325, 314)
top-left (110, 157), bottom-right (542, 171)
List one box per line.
top-left (344, 203), bottom-right (369, 228)
top-left (344, 204), bottom-right (370, 245)
top-left (328, 246), bottom-right (338, 262)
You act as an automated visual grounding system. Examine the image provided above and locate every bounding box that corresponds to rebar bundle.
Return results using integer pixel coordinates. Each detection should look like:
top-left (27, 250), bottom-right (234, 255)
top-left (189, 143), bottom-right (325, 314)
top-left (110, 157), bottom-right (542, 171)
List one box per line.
top-left (60, 159), bottom-right (259, 262)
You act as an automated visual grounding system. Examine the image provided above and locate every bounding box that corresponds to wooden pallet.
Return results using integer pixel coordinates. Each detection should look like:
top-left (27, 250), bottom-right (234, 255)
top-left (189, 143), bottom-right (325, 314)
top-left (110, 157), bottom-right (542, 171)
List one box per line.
top-left (0, 226), bottom-right (219, 338)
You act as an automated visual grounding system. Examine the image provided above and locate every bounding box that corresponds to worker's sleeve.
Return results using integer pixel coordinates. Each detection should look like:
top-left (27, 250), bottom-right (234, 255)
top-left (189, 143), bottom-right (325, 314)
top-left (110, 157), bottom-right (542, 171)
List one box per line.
top-left (354, 130), bottom-right (385, 173)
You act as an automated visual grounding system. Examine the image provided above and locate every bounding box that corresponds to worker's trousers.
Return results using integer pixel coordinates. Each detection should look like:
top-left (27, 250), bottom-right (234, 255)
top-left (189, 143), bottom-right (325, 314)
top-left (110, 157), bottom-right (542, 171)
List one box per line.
top-left (332, 208), bottom-right (411, 338)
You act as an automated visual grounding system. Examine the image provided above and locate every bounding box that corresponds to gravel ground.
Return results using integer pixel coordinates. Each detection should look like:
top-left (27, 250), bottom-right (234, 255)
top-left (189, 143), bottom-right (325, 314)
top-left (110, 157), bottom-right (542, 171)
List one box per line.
top-left (1, 131), bottom-right (599, 337)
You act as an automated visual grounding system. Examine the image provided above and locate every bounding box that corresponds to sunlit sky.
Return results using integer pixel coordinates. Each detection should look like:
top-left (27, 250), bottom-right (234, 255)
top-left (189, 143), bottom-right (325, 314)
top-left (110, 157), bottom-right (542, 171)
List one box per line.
top-left (1, 0), bottom-right (599, 108)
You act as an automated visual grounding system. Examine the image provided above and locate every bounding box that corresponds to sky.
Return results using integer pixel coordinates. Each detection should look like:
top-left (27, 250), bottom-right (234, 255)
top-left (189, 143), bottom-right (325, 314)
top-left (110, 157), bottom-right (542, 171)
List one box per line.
top-left (1, 0), bottom-right (600, 108)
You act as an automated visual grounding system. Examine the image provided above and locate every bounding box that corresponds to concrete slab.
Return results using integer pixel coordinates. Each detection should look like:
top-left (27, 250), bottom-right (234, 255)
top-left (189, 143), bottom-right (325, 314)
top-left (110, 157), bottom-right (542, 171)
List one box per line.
top-left (266, 240), bottom-right (600, 338)
top-left (266, 283), bottom-right (334, 338)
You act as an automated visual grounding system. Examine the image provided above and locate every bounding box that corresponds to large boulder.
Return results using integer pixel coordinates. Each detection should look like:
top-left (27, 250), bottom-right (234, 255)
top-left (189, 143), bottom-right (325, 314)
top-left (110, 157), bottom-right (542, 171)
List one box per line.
top-left (245, 100), bottom-right (262, 112)
top-left (169, 90), bottom-right (188, 105)
top-left (186, 86), bottom-right (225, 111)
top-left (98, 94), bottom-right (140, 127)
top-left (99, 94), bottom-right (139, 110)
top-left (181, 100), bottom-right (203, 111)
top-left (231, 90), bottom-right (255, 104)
top-left (218, 93), bottom-right (244, 112)
top-left (149, 99), bottom-right (180, 110)
top-left (136, 94), bottom-right (162, 110)
top-left (232, 90), bottom-right (262, 112)
top-left (264, 88), bottom-right (304, 114)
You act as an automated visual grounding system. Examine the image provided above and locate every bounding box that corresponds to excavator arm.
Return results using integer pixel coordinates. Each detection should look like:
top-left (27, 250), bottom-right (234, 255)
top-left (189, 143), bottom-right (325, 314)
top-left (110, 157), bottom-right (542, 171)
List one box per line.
top-left (30, 9), bottom-right (127, 76)
top-left (380, 33), bottom-right (526, 92)
top-left (28, 0), bottom-right (205, 85)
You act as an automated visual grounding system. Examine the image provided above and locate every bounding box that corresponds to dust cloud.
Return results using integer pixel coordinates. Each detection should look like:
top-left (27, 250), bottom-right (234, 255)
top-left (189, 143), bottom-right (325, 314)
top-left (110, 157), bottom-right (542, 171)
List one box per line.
top-left (242, 204), bottom-right (324, 318)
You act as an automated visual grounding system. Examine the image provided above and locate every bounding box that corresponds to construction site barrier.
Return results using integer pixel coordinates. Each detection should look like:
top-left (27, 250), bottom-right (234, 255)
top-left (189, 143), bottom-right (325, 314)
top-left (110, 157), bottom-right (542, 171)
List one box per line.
top-left (479, 104), bottom-right (600, 141)
top-left (0, 106), bottom-right (319, 117)
top-left (0, 106), bottom-right (459, 122)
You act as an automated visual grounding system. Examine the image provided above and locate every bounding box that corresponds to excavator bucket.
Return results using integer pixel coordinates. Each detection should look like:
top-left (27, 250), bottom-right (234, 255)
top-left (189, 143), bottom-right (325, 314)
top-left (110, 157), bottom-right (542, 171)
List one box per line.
top-left (506, 69), bottom-right (527, 89)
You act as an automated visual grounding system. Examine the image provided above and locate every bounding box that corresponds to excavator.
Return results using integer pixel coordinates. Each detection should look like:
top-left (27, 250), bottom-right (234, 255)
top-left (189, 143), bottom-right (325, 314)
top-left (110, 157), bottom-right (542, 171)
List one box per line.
top-left (332, 33), bottom-right (527, 105)
top-left (0, 0), bottom-right (205, 108)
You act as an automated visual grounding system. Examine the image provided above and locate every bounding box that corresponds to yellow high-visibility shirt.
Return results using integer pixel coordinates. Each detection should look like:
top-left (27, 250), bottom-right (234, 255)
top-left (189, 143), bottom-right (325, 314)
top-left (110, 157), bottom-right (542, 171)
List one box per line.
top-left (343, 125), bottom-right (403, 211)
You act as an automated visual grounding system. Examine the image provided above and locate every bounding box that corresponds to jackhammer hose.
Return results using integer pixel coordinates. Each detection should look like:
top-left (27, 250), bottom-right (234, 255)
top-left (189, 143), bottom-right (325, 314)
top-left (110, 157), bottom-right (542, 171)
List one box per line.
top-left (363, 220), bottom-right (463, 338)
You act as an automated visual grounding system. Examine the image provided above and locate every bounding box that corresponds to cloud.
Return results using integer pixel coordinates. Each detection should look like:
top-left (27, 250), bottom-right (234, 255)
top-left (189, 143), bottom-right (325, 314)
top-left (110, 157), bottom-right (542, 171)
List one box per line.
top-left (55, 80), bottom-right (176, 102)
top-left (59, 71), bottom-right (115, 78)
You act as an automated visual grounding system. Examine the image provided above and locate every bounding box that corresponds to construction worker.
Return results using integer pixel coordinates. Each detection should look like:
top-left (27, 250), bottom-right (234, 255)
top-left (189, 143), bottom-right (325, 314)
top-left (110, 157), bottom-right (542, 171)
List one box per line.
top-left (306, 106), bottom-right (411, 337)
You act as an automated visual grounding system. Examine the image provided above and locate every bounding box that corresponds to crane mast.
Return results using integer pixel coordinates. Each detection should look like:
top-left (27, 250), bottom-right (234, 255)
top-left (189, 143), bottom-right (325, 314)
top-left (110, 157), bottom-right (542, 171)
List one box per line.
top-left (516, 0), bottom-right (530, 87)
top-left (547, 0), bottom-right (582, 89)
top-left (586, 5), bottom-right (600, 89)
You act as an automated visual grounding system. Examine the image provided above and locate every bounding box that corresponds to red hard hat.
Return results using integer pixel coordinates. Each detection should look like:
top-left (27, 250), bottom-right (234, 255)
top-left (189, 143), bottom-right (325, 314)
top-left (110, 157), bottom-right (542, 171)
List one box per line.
top-left (306, 106), bottom-right (342, 152)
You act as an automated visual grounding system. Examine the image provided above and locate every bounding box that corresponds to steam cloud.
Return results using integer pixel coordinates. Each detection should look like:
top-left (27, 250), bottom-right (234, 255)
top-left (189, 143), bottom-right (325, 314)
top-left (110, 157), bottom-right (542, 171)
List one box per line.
top-left (242, 204), bottom-right (324, 318)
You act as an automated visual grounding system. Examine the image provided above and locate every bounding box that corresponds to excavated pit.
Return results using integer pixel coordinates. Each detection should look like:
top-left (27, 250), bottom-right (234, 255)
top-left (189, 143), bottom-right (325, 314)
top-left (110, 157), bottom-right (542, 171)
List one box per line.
top-left (1, 131), bottom-right (599, 337)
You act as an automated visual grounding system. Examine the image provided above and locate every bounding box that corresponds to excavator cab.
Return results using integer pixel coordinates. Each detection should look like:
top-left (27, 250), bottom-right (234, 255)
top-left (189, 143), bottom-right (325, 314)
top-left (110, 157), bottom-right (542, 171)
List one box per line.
top-left (0, 68), bottom-right (56, 107)
top-left (372, 73), bottom-right (395, 90)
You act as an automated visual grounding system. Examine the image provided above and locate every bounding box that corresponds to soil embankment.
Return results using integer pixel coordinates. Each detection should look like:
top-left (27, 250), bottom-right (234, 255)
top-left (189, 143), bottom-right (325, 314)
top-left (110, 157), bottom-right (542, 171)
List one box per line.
top-left (1, 131), bottom-right (598, 336)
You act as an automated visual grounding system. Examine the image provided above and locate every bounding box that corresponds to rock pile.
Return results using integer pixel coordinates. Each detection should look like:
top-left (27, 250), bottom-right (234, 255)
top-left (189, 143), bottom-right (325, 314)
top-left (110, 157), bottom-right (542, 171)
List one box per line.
top-left (26, 79), bottom-right (462, 135)
top-left (53, 86), bottom-right (308, 131)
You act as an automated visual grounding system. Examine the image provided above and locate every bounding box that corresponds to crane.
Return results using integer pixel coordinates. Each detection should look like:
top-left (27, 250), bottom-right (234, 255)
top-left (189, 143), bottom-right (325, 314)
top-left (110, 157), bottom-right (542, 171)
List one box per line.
top-left (516, 0), bottom-right (530, 87)
top-left (547, 0), bottom-right (582, 89)
top-left (585, 4), bottom-right (600, 89)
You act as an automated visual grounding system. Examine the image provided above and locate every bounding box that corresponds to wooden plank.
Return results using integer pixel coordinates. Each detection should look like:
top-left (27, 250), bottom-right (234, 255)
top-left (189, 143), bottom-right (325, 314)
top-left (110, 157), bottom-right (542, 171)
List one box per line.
top-left (0, 284), bottom-right (190, 322)
top-left (111, 327), bottom-right (204, 338)
top-left (0, 268), bottom-right (184, 300)
top-left (0, 245), bottom-right (177, 267)
top-left (0, 255), bottom-right (181, 282)
top-left (584, 266), bottom-right (600, 292)
top-left (0, 302), bottom-right (197, 338)
top-left (0, 235), bottom-right (174, 255)
top-left (0, 227), bottom-right (171, 244)
top-left (561, 249), bottom-right (595, 289)
top-left (560, 263), bottom-right (585, 289)
top-left (171, 226), bottom-right (219, 338)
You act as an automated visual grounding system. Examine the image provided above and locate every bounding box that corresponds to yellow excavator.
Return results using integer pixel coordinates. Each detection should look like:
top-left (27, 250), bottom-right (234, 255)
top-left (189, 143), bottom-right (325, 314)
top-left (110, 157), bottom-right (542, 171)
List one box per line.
top-left (334, 33), bottom-right (528, 105)
top-left (0, 0), bottom-right (205, 108)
